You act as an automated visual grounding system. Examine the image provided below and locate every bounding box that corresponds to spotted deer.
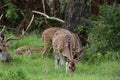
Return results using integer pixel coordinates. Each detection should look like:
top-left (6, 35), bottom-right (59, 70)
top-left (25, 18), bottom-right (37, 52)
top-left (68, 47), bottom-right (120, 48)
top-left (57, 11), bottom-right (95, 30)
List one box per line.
top-left (52, 28), bottom-right (83, 74)
top-left (14, 46), bottom-right (43, 55)
top-left (0, 15), bottom-right (34, 62)
top-left (42, 27), bottom-right (61, 57)
top-left (42, 27), bottom-right (83, 59)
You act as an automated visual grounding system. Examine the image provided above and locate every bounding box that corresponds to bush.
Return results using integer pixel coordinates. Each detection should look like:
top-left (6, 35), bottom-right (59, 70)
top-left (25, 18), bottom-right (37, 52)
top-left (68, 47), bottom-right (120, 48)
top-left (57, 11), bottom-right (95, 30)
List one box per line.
top-left (5, 1), bottom-right (19, 21)
top-left (100, 5), bottom-right (120, 27)
top-left (84, 5), bottom-right (120, 62)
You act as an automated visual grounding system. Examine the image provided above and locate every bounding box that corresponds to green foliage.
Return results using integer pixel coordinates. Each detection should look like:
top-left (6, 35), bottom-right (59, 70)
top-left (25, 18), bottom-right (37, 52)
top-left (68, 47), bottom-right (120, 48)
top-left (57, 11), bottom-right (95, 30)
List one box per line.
top-left (105, 51), bottom-right (120, 61)
top-left (100, 5), bottom-right (120, 27)
top-left (84, 5), bottom-right (120, 62)
top-left (99, 5), bottom-right (120, 51)
top-left (59, 0), bottom-right (67, 13)
top-left (9, 33), bottom-right (43, 51)
top-left (5, 2), bottom-right (19, 21)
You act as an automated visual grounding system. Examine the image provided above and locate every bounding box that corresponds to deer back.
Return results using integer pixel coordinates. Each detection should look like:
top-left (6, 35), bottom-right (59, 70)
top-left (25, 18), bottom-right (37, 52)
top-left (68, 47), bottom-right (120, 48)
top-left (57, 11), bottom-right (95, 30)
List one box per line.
top-left (52, 29), bottom-right (73, 60)
top-left (14, 46), bottom-right (29, 55)
top-left (42, 27), bottom-right (61, 46)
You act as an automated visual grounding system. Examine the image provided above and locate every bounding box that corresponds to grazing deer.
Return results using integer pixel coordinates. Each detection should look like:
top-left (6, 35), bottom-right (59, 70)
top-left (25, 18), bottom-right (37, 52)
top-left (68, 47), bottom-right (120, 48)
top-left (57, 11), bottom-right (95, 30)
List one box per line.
top-left (42, 27), bottom-right (84, 59)
top-left (52, 29), bottom-right (82, 74)
top-left (42, 27), bottom-right (61, 57)
top-left (0, 15), bottom-right (34, 62)
top-left (14, 46), bottom-right (43, 55)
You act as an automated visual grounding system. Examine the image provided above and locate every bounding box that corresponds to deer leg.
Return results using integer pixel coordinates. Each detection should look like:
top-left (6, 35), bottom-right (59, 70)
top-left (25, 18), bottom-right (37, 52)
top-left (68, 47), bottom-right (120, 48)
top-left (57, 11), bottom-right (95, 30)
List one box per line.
top-left (48, 47), bottom-right (53, 56)
top-left (60, 55), bottom-right (64, 69)
top-left (27, 49), bottom-right (32, 55)
top-left (55, 52), bottom-right (60, 70)
top-left (0, 54), bottom-right (4, 61)
top-left (42, 44), bottom-right (50, 58)
top-left (66, 62), bottom-right (68, 73)
top-left (0, 53), bottom-right (7, 61)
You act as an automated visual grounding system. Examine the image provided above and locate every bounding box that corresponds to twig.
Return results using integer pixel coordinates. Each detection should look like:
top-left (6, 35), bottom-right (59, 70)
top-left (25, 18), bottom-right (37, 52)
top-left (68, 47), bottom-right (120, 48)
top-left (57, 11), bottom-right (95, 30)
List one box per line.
top-left (42, 0), bottom-right (46, 14)
top-left (25, 14), bottom-right (34, 32)
top-left (6, 15), bottom-right (35, 41)
top-left (32, 10), bottom-right (65, 23)
top-left (42, 0), bottom-right (47, 22)
top-left (1, 25), bottom-right (5, 32)
top-left (0, 14), bottom-right (3, 21)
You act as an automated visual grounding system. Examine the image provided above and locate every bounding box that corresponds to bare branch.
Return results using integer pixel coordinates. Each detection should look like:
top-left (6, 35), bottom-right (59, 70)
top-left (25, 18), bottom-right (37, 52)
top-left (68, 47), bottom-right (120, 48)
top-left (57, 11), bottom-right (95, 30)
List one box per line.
top-left (0, 14), bottom-right (3, 21)
top-left (42, 0), bottom-right (46, 14)
top-left (1, 25), bottom-right (5, 33)
top-left (6, 15), bottom-right (35, 41)
top-left (32, 10), bottom-right (65, 23)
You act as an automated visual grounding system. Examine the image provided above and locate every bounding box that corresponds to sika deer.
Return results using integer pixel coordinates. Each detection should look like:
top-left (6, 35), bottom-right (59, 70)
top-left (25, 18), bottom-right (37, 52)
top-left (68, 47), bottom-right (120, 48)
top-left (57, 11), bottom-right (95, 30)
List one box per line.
top-left (42, 27), bottom-right (61, 57)
top-left (42, 27), bottom-right (84, 59)
top-left (52, 29), bottom-right (79, 74)
top-left (0, 15), bottom-right (34, 62)
top-left (14, 46), bottom-right (43, 55)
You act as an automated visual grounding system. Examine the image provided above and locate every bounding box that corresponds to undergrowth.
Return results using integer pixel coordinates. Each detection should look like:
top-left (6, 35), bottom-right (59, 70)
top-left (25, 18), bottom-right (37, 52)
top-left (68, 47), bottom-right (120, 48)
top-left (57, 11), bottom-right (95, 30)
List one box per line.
top-left (0, 33), bottom-right (119, 80)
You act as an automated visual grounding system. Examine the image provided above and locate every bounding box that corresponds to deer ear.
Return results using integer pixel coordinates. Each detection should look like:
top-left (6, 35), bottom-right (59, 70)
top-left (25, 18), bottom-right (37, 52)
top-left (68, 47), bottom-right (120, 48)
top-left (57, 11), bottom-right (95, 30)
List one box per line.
top-left (64, 56), bottom-right (70, 62)
top-left (75, 58), bottom-right (80, 62)
top-left (80, 47), bottom-right (84, 53)
top-left (73, 54), bottom-right (81, 62)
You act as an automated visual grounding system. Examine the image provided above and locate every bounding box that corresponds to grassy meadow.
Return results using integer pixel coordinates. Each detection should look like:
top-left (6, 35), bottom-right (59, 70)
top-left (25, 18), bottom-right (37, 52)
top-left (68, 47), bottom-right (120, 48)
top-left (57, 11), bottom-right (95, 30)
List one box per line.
top-left (0, 33), bottom-right (120, 80)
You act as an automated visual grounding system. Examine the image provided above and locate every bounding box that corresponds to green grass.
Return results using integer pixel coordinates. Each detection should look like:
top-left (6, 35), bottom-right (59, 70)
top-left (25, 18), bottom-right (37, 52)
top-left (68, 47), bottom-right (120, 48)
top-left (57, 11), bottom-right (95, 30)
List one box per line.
top-left (0, 33), bottom-right (120, 80)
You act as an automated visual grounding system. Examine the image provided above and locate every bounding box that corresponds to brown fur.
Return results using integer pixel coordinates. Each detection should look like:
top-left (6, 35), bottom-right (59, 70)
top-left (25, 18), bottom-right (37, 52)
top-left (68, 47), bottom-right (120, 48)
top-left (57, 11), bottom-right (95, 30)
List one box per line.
top-left (68, 60), bottom-right (76, 72)
top-left (0, 26), bottom-right (13, 62)
top-left (53, 29), bottom-right (73, 59)
top-left (53, 29), bottom-right (77, 73)
top-left (42, 27), bottom-right (84, 73)
top-left (0, 42), bottom-right (13, 62)
top-left (42, 27), bottom-right (61, 57)
top-left (14, 46), bottom-right (43, 55)
top-left (42, 27), bottom-right (83, 59)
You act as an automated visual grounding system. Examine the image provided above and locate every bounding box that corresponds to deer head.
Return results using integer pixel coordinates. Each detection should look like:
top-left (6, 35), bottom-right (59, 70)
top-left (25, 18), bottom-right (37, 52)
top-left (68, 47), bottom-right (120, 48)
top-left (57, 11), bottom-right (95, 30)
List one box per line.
top-left (64, 56), bottom-right (77, 74)
top-left (0, 42), bottom-right (13, 62)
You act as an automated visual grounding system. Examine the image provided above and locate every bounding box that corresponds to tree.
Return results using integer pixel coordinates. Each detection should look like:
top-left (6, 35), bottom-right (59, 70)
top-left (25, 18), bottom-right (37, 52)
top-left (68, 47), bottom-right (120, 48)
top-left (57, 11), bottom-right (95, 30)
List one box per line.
top-left (63, 0), bottom-right (91, 46)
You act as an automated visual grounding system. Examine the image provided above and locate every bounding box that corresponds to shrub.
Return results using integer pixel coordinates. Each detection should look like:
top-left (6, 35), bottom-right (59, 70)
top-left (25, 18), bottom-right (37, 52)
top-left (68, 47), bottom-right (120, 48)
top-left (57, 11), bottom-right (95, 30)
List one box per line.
top-left (84, 5), bottom-right (120, 62)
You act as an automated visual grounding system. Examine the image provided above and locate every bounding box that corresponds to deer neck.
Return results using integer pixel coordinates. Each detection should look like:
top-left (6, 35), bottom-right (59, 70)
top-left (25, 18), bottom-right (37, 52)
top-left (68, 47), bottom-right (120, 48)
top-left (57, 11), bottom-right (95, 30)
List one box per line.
top-left (65, 34), bottom-right (73, 60)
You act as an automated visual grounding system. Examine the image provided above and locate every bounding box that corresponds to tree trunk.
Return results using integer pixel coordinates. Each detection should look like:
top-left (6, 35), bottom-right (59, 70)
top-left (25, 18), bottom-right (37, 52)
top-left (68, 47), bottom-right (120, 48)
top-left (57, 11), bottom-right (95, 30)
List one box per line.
top-left (63, 0), bottom-right (91, 46)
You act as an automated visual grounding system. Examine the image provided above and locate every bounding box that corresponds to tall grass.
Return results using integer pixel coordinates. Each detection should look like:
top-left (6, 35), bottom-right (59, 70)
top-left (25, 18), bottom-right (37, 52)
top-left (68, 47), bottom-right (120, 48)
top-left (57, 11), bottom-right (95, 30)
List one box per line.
top-left (0, 33), bottom-right (119, 80)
